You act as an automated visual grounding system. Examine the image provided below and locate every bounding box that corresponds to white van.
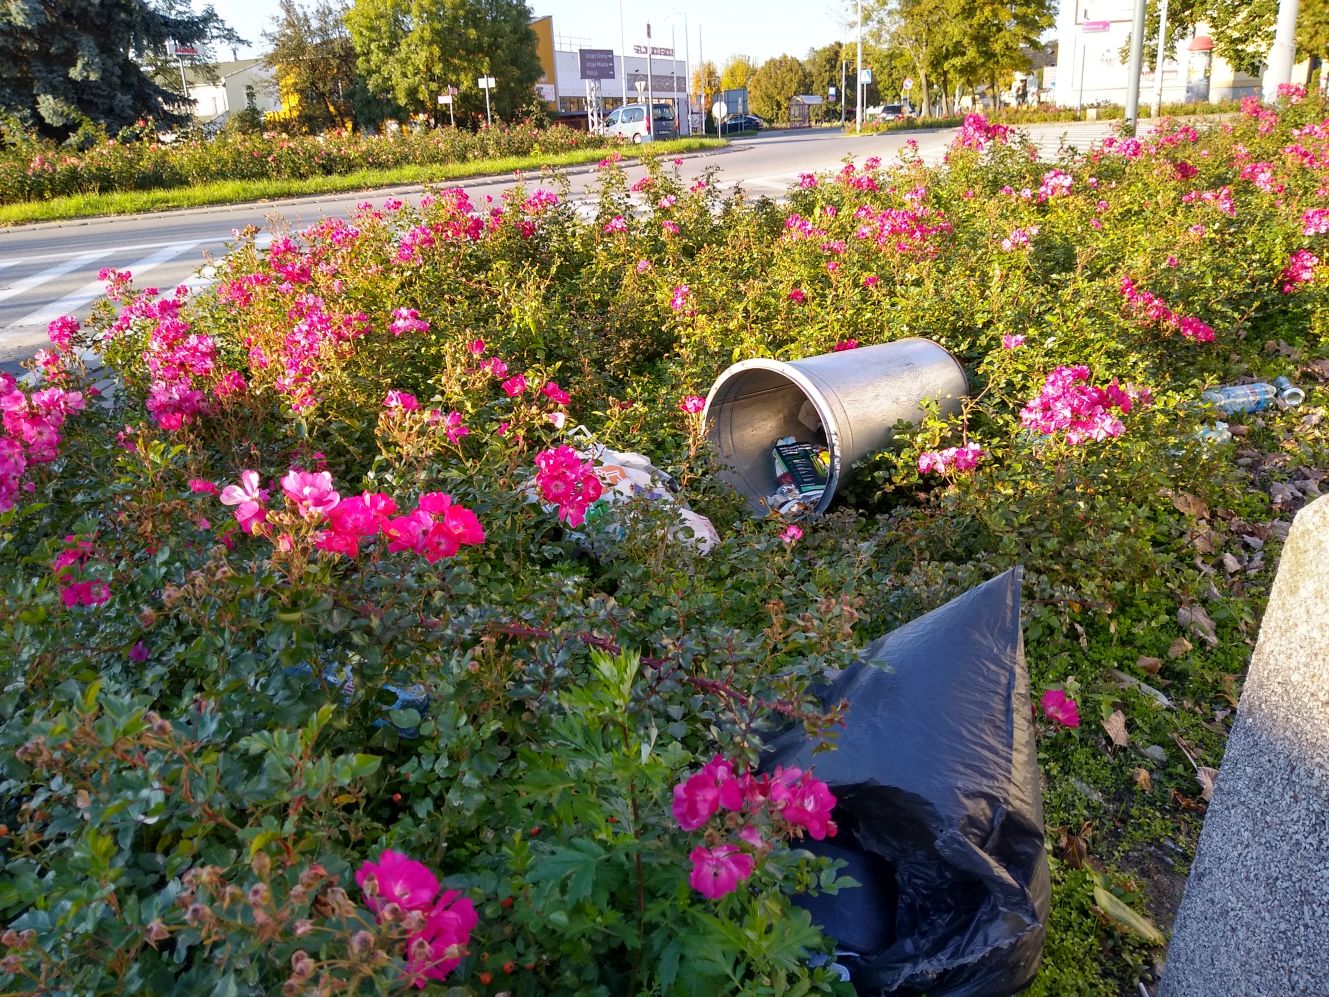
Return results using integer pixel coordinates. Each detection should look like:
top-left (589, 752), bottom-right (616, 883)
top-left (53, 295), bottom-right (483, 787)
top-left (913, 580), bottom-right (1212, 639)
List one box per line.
top-left (602, 103), bottom-right (677, 142)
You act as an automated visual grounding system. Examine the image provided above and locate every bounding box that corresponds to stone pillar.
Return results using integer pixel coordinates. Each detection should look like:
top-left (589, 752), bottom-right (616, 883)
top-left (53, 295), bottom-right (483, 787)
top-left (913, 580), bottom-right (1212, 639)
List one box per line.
top-left (1161, 494), bottom-right (1329, 996)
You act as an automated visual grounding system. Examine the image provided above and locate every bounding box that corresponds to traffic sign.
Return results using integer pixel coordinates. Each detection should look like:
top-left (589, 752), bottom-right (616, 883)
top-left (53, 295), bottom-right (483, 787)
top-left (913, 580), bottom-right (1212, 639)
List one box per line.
top-left (437, 94), bottom-right (453, 105)
top-left (476, 76), bottom-right (496, 89)
top-left (903, 77), bottom-right (914, 91)
top-left (578, 48), bottom-right (616, 81)
top-left (859, 68), bottom-right (874, 85)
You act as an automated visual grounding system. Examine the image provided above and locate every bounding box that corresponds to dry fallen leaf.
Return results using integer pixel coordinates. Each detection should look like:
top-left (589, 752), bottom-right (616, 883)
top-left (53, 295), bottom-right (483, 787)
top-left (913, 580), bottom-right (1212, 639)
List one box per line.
top-left (1136, 655), bottom-right (1162, 674)
top-left (1102, 709), bottom-right (1129, 749)
top-left (1178, 604), bottom-right (1218, 646)
top-left (1196, 766), bottom-right (1219, 801)
top-left (1133, 768), bottom-right (1153, 793)
top-left (1058, 824), bottom-right (1091, 869)
top-left (1169, 788), bottom-right (1207, 812)
top-left (1170, 491), bottom-right (1210, 519)
top-left (1221, 552), bottom-right (1243, 574)
top-left (1168, 636), bottom-right (1193, 658)
top-left (1190, 529), bottom-right (1218, 555)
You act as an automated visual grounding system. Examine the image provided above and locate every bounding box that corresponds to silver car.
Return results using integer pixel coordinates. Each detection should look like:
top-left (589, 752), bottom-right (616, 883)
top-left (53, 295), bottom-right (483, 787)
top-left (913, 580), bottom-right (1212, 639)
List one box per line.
top-left (603, 103), bottom-right (677, 142)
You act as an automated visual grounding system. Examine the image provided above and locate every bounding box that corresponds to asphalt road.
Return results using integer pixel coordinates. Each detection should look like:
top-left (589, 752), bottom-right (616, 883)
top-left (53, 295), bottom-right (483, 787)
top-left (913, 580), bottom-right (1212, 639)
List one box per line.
top-left (0, 121), bottom-right (1117, 369)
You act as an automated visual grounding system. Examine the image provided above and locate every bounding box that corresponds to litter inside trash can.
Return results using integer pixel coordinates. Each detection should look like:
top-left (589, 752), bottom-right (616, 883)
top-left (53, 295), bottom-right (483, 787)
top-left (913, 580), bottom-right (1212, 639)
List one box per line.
top-left (704, 339), bottom-right (967, 518)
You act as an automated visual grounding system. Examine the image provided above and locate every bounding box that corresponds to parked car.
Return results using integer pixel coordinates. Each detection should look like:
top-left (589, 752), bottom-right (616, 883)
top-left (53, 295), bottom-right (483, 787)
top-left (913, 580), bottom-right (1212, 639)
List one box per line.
top-left (868, 104), bottom-right (912, 123)
top-left (602, 103), bottom-right (677, 142)
top-left (718, 114), bottom-right (766, 135)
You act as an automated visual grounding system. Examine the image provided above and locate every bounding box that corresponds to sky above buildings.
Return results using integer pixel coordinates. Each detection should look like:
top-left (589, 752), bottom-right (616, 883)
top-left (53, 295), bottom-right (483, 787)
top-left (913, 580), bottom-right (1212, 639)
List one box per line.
top-left (207, 0), bottom-right (851, 68)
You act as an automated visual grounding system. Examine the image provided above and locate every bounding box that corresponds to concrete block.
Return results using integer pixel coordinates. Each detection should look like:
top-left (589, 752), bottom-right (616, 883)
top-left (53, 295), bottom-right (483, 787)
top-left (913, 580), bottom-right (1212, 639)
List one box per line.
top-left (1161, 494), bottom-right (1329, 996)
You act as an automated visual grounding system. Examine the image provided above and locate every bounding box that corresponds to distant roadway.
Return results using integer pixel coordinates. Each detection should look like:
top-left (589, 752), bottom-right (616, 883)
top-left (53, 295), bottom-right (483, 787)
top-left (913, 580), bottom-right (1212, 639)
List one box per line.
top-left (0, 121), bottom-right (1119, 368)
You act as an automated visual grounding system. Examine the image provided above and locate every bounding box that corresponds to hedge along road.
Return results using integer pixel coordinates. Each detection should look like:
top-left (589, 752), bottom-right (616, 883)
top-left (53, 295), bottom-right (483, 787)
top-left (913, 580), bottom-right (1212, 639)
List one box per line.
top-left (0, 121), bottom-right (1118, 370)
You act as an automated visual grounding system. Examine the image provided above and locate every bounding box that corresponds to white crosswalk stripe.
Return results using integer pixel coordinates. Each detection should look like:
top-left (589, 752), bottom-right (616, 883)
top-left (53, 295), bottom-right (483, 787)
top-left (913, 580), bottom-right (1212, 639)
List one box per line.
top-left (0, 250), bottom-right (113, 305)
top-left (5, 241), bottom-right (202, 332)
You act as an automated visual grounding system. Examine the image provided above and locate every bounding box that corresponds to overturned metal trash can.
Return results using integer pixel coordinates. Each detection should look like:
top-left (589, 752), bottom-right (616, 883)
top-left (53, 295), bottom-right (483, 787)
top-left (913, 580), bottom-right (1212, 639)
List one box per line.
top-left (704, 338), bottom-right (967, 516)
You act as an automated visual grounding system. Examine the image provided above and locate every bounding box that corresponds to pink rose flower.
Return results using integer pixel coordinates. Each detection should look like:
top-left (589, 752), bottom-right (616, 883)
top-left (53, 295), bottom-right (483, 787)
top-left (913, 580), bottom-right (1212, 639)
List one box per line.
top-left (355, 849), bottom-right (439, 914)
top-left (281, 469), bottom-right (341, 520)
top-left (1041, 689), bottom-right (1081, 728)
top-left (672, 755), bottom-right (745, 831)
top-left (678, 395), bottom-right (705, 414)
top-left (402, 890), bottom-right (478, 988)
top-left (688, 845), bottom-right (755, 899)
top-left (501, 375), bottom-right (528, 397)
top-left (219, 469), bottom-right (268, 533)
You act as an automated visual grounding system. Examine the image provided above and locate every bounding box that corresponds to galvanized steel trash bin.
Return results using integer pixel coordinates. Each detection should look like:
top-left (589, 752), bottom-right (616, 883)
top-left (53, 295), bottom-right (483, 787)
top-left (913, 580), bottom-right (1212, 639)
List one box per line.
top-left (703, 338), bottom-right (967, 516)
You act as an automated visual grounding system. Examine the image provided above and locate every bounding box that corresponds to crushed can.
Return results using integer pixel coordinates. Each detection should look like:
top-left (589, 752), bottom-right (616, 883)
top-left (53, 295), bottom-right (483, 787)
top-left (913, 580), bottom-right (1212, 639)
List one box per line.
top-left (1274, 376), bottom-right (1305, 406)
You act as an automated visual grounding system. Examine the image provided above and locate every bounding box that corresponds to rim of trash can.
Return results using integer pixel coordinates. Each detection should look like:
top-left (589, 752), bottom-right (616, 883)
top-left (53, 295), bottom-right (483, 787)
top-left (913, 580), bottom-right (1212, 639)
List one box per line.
top-left (702, 357), bottom-right (845, 517)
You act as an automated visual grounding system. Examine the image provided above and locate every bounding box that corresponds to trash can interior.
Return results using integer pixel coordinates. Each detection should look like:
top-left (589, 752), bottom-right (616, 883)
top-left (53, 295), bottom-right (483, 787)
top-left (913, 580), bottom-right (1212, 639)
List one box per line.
top-left (706, 366), bottom-right (834, 516)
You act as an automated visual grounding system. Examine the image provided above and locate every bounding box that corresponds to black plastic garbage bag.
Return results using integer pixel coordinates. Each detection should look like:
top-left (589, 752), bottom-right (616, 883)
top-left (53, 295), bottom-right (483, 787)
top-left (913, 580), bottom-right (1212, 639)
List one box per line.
top-left (765, 567), bottom-right (1049, 995)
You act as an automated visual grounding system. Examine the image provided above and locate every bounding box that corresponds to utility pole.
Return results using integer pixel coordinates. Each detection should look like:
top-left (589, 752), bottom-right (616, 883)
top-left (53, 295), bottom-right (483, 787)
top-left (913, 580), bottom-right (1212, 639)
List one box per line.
top-left (679, 12), bottom-right (691, 136)
top-left (1151, 0), bottom-right (1170, 117)
top-left (855, 0), bottom-right (863, 133)
top-left (670, 24), bottom-right (678, 131)
top-left (646, 22), bottom-right (655, 134)
top-left (841, 58), bottom-right (847, 126)
top-left (1263, 0), bottom-right (1302, 101)
top-left (618, 0), bottom-right (628, 112)
top-left (1123, 0), bottom-right (1147, 134)
top-left (698, 24), bottom-right (705, 134)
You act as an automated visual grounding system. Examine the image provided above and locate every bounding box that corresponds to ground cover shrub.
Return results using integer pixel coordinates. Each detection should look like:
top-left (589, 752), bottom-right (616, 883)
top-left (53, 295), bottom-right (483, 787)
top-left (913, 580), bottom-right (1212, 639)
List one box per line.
top-left (2, 93), bottom-right (1329, 993)
top-left (0, 121), bottom-right (613, 205)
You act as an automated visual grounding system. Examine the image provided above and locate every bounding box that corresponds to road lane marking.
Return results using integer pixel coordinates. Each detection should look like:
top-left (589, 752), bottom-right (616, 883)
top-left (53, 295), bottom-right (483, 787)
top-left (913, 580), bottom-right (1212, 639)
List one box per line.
top-left (0, 237), bottom-right (232, 267)
top-left (0, 250), bottom-right (114, 305)
top-left (4, 241), bottom-right (202, 333)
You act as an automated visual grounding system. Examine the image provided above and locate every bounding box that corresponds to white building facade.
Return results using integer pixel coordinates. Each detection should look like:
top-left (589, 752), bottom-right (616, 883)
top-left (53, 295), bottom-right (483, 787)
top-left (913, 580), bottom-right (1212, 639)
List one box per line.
top-left (1051, 1), bottom-right (1306, 109)
top-left (189, 60), bottom-right (281, 121)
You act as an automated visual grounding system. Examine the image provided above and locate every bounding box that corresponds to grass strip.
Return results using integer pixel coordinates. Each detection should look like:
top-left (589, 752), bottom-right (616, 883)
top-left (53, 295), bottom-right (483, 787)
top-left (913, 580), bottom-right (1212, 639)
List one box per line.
top-left (0, 138), bottom-right (726, 227)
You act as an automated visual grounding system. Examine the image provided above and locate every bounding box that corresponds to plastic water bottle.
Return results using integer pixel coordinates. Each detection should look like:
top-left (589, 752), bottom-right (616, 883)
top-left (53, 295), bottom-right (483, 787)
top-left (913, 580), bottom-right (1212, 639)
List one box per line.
top-left (1201, 383), bottom-right (1277, 415)
top-left (1274, 376), bottom-right (1305, 406)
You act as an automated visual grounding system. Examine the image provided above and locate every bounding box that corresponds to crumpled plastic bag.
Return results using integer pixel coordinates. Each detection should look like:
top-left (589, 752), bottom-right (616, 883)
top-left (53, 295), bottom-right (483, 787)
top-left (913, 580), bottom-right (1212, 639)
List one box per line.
top-left (527, 431), bottom-right (719, 555)
top-left (764, 568), bottom-right (1049, 996)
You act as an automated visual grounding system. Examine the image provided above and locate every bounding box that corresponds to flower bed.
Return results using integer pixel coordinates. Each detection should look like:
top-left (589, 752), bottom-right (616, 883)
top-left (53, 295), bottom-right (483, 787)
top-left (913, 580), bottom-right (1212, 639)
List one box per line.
top-left (0, 121), bottom-right (609, 205)
top-left (1, 93), bottom-right (1328, 993)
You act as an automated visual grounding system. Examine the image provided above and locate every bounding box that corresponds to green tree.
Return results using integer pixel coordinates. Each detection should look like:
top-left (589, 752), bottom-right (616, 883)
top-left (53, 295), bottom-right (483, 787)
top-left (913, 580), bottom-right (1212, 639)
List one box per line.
top-left (719, 54), bottom-right (757, 93)
top-left (691, 59), bottom-right (720, 112)
top-left (1299, 0), bottom-right (1329, 85)
top-left (749, 54), bottom-right (812, 123)
top-left (1131, 0), bottom-right (1275, 76)
top-left (345, 0), bottom-right (542, 125)
top-left (263, 0), bottom-right (361, 131)
top-left (0, 0), bottom-right (242, 141)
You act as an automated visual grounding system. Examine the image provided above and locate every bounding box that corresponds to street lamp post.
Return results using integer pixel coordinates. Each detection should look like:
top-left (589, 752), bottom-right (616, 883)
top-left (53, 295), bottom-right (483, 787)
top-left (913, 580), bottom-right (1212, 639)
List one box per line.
top-left (646, 22), bottom-right (655, 135)
top-left (855, 0), bottom-right (863, 133)
top-left (1150, 0), bottom-right (1170, 117)
top-left (1263, 0), bottom-right (1303, 101)
top-left (678, 12), bottom-right (691, 136)
top-left (1123, 0), bottom-right (1147, 134)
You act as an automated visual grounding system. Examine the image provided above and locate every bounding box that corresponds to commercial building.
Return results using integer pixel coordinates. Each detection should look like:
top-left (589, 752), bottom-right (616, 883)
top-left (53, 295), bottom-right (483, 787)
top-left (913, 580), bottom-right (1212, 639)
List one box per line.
top-left (531, 16), bottom-right (691, 131)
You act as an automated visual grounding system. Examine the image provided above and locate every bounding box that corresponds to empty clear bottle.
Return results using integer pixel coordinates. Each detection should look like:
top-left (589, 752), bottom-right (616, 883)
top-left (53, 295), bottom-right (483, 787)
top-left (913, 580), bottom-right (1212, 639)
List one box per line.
top-left (1201, 383), bottom-right (1277, 415)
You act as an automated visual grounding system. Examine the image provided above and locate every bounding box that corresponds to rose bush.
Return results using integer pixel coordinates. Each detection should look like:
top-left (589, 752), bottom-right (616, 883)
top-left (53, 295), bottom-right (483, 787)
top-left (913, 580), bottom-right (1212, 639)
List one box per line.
top-left (0, 120), bottom-right (610, 205)
top-left (1, 92), bottom-right (1328, 993)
